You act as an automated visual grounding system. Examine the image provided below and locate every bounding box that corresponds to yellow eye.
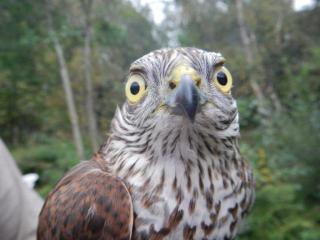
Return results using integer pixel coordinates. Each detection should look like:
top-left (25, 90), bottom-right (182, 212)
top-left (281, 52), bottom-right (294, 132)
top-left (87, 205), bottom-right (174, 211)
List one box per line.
top-left (125, 75), bottom-right (147, 103)
top-left (213, 66), bottom-right (233, 93)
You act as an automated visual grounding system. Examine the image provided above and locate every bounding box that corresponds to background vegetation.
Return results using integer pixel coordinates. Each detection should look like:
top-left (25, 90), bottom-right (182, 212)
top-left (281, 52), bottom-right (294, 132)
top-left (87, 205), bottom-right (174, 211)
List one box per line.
top-left (1, 0), bottom-right (319, 239)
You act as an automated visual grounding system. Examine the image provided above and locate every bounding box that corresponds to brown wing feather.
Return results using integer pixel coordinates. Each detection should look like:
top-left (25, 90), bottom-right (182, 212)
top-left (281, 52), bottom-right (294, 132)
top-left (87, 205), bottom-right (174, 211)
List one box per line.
top-left (37, 160), bottom-right (133, 240)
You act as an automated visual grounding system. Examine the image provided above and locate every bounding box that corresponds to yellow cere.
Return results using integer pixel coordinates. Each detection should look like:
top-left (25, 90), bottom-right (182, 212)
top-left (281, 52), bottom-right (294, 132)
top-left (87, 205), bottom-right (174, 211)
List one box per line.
top-left (213, 66), bottom-right (233, 94)
top-left (170, 65), bottom-right (201, 86)
top-left (125, 74), bottom-right (147, 104)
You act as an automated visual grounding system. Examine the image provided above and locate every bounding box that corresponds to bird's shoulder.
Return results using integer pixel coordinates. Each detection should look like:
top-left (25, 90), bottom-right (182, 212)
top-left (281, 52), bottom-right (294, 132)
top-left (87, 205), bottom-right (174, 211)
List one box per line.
top-left (37, 158), bottom-right (133, 240)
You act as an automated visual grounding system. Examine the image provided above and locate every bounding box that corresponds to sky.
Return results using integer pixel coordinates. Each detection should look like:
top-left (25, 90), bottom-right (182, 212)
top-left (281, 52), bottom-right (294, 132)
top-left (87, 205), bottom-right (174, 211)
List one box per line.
top-left (137, 0), bottom-right (315, 25)
top-left (293, 0), bottom-right (315, 10)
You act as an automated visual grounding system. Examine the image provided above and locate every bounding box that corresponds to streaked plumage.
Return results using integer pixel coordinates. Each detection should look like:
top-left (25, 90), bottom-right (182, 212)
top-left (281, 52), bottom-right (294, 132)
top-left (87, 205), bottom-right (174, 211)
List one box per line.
top-left (38, 47), bottom-right (255, 240)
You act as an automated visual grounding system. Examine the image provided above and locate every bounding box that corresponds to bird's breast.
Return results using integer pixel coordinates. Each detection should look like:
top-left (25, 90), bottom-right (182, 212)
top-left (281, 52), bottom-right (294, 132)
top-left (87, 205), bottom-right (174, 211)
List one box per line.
top-left (118, 154), bottom-right (254, 240)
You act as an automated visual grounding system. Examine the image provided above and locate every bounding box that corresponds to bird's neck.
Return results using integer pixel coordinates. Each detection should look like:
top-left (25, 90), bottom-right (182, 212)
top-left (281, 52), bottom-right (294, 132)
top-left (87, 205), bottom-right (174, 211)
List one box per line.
top-left (98, 107), bottom-right (242, 184)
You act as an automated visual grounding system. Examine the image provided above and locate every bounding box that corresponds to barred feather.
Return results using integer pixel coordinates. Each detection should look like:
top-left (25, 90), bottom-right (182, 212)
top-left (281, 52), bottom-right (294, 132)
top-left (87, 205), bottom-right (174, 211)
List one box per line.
top-left (98, 48), bottom-right (255, 239)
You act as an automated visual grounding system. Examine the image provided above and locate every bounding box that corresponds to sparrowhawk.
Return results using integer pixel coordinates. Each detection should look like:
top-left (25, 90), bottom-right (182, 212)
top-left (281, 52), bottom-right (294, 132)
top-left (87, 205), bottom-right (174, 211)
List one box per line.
top-left (38, 47), bottom-right (255, 240)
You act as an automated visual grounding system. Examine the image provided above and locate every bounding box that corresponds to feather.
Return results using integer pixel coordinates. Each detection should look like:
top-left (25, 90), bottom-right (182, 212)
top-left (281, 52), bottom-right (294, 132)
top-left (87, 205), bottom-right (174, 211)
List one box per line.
top-left (37, 160), bottom-right (133, 240)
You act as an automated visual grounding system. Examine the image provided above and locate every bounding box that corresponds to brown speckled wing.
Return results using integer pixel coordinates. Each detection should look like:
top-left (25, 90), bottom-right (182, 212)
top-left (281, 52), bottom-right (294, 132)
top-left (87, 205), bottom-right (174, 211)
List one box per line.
top-left (37, 160), bottom-right (133, 240)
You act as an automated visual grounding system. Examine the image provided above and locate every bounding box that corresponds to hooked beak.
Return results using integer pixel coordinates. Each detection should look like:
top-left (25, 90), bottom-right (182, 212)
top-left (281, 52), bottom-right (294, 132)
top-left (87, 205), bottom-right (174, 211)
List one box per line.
top-left (165, 75), bottom-right (203, 122)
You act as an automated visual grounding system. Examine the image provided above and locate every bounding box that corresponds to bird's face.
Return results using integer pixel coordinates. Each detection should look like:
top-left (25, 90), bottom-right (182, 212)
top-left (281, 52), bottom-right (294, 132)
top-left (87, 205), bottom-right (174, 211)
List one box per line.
top-left (123, 48), bottom-right (238, 134)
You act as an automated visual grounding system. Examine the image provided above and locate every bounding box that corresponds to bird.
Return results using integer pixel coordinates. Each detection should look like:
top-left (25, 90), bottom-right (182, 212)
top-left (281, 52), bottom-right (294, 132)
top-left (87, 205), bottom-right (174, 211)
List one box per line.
top-left (37, 47), bottom-right (255, 240)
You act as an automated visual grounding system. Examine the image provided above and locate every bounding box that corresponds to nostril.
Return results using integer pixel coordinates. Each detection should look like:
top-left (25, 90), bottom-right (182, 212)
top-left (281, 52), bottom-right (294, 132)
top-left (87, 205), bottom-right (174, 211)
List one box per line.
top-left (169, 81), bottom-right (176, 89)
top-left (195, 78), bottom-right (201, 87)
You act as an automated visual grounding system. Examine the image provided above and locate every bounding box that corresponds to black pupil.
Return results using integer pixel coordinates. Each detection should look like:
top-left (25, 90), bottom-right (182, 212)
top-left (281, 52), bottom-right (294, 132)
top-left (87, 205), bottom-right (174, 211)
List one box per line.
top-left (130, 82), bottom-right (140, 95)
top-left (217, 71), bottom-right (228, 86)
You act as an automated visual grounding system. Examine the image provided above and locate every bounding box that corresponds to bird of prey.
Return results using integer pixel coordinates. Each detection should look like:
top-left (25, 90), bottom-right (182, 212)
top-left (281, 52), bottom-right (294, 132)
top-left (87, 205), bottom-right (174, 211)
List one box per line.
top-left (38, 47), bottom-right (255, 240)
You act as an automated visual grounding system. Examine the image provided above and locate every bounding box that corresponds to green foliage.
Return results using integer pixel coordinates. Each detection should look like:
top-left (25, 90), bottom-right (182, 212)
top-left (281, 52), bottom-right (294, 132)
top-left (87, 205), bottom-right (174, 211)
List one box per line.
top-left (0, 1), bottom-right (47, 142)
top-left (239, 106), bottom-right (320, 239)
top-left (12, 135), bottom-right (79, 196)
top-left (238, 68), bottom-right (320, 239)
top-left (242, 183), bottom-right (320, 240)
top-left (237, 97), bottom-right (260, 129)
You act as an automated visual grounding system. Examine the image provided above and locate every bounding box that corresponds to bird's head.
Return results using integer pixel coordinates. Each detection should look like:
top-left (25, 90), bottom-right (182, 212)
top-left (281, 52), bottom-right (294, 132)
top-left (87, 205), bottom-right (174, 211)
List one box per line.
top-left (120, 47), bottom-right (239, 137)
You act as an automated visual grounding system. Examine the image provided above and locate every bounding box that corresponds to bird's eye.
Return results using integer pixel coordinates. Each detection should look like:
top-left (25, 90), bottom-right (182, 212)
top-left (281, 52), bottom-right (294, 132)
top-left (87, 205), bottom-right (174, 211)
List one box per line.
top-left (125, 75), bottom-right (147, 103)
top-left (213, 66), bottom-right (233, 93)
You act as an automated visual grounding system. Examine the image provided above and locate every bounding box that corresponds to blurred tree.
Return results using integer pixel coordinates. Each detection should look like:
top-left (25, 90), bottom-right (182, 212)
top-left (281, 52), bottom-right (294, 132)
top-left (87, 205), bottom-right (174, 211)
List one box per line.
top-left (45, 0), bottom-right (85, 160)
top-left (1, 0), bottom-right (161, 193)
top-left (0, 0), bottom-right (160, 147)
top-left (235, 0), bottom-right (268, 116)
top-left (81, 0), bottom-right (99, 152)
top-left (0, 1), bottom-right (46, 143)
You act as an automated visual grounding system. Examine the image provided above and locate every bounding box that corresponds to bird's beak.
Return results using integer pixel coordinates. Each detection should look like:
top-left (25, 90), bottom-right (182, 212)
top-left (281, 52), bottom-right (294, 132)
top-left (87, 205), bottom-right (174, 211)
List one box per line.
top-left (165, 74), bottom-right (204, 122)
